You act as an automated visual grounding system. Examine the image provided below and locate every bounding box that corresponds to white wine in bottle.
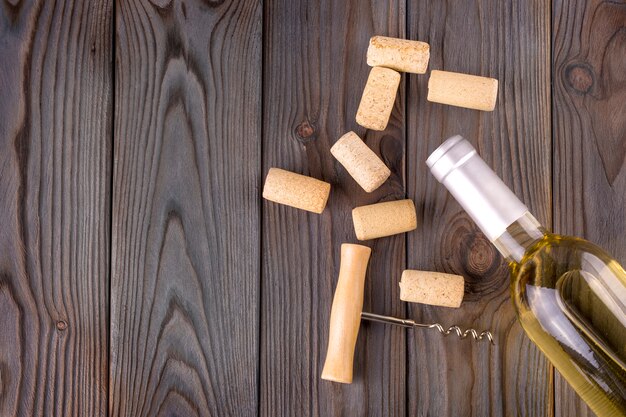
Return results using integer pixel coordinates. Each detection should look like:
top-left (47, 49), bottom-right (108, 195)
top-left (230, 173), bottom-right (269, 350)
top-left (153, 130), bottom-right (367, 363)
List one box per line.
top-left (427, 136), bottom-right (626, 417)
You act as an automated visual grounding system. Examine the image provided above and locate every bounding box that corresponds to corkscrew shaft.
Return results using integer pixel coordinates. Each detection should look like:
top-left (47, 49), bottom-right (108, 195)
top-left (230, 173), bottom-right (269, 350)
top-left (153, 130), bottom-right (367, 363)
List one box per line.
top-left (361, 312), bottom-right (495, 345)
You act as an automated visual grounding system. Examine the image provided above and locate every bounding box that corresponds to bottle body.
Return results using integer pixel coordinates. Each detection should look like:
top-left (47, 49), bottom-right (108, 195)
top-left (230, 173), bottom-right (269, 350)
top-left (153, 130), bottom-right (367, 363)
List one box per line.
top-left (499, 221), bottom-right (626, 416)
top-left (427, 135), bottom-right (626, 416)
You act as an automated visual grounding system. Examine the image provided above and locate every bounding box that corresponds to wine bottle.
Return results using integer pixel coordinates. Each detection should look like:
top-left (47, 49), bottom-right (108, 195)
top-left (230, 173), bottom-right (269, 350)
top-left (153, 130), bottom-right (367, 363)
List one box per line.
top-left (427, 135), bottom-right (626, 417)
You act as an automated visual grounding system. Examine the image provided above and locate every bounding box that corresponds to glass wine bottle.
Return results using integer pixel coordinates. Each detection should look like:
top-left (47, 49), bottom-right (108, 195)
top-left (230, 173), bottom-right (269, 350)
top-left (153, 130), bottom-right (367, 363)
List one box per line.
top-left (427, 135), bottom-right (626, 417)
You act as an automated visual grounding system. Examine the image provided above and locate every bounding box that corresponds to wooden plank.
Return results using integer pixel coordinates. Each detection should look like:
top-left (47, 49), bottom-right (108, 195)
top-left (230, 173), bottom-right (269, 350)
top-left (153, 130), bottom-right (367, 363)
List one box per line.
top-left (260, 1), bottom-right (406, 415)
top-left (110, 1), bottom-right (261, 416)
top-left (406, 1), bottom-right (552, 415)
top-left (552, 1), bottom-right (626, 415)
top-left (0, 1), bottom-right (112, 416)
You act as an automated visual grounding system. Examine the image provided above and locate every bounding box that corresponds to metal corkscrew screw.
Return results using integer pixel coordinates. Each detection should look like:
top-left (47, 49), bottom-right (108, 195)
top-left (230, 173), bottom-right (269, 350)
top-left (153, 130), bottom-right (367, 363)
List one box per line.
top-left (361, 312), bottom-right (495, 345)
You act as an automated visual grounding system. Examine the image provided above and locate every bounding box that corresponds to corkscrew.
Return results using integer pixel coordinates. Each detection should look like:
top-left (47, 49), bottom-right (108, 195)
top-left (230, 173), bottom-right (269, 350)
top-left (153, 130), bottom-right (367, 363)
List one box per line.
top-left (321, 244), bottom-right (496, 385)
top-left (361, 312), bottom-right (495, 344)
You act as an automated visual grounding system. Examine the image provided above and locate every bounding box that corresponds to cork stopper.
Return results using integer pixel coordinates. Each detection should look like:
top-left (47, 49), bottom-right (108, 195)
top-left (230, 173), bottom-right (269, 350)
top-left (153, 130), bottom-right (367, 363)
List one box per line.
top-left (399, 270), bottom-right (465, 308)
top-left (367, 36), bottom-right (430, 74)
top-left (356, 67), bottom-right (401, 131)
top-left (330, 131), bottom-right (391, 192)
top-left (352, 199), bottom-right (417, 240)
top-left (263, 168), bottom-right (331, 214)
top-left (427, 70), bottom-right (498, 111)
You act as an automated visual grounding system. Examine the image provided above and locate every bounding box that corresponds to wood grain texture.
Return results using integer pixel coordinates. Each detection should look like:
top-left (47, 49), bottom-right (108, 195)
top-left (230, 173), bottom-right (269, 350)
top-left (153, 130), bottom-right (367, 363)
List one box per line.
top-left (3, 1), bottom-right (625, 415)
top-left (260, 1), bottom-right (406, 415)
top-left (552, 1), bottom-right (626, 415)
top-left (406, 1), bottom-right (552, 416)
top-left (0, 0), bottom-right (112, 416)
top-left (110, 0), bottom-right (261, 416)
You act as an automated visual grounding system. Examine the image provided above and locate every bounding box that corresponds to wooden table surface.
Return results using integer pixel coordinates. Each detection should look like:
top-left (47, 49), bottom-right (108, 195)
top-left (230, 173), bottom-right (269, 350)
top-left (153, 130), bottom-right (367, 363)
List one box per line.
top-left (1, 0), bottom-right (625, 416)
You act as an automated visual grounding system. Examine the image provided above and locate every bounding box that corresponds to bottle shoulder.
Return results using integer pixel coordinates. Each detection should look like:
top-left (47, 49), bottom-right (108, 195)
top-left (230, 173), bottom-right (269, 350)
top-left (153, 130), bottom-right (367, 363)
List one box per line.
top-left (520, 233), bottom-right (612, 262)
top-left (511, 233), bottom-right (624, 287)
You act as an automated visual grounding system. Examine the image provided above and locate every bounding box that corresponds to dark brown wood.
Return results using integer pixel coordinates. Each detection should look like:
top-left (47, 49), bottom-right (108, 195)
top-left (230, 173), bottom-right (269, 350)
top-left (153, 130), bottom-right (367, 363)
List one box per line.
top-left (260, 1), bottom-right (406, 415)
top-left (5, 0), bottom-right (626, 415)
top-left (0, 1), bottom-right (112, 416)
top-left (110, 1), bottom-right (261, 416)
top-left (406, 1), bottom-right (552, 416)
top-left (552, 1), bottom-right (626, 416)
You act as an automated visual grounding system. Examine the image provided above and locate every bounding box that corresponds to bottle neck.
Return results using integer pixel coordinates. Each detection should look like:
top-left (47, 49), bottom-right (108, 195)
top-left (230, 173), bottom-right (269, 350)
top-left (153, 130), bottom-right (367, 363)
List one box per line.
top-left (427, 136), bottom-right (547, 264)
top-left (492, 212), bottom-right (547, 263)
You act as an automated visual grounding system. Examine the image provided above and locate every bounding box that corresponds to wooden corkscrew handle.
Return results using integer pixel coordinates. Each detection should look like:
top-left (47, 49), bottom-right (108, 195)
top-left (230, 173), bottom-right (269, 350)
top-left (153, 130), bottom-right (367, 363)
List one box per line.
top-left (321, 243), bottom-right (372, 383)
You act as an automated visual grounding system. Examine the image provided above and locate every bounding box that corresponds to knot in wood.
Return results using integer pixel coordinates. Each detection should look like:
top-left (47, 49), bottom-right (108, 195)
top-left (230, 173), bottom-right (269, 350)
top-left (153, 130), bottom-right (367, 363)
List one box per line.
top-left (465, 233), bottom-right (496, 275)
top-left (56, 320), bottom-right (68, 331)
top-left (565, 63), bottom-right (594, 94)
top-left (442, 213), bottom-right (507, 300)
top-left (294, 119), bottom-right (316, 142)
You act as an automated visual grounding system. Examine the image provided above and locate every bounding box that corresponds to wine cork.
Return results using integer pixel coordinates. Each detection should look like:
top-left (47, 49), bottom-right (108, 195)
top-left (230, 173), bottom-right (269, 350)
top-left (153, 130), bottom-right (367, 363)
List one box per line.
top-left (427, 70), bottom-right (498, 111)
top-left (330, 131), bottom-right (391, 192)
top-left (352, 199), bottom-right (416, 240)
top-left (367, 36), bottom-right (430, 74)
top-left (263, 168), bottom-right (331, 214)
top-left (399, 270), bottom-right (465, 308)
top-left (356, 67), bottom-right (401, 131)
